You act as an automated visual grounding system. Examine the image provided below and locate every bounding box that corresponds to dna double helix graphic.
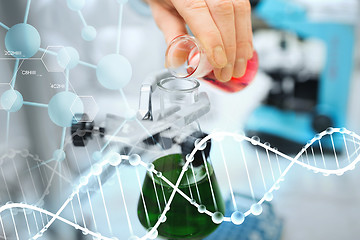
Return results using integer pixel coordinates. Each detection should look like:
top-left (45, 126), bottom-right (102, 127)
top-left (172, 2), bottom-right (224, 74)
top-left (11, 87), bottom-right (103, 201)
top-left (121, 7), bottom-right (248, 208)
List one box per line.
top-left (0, 127), bottom-right (359, 239)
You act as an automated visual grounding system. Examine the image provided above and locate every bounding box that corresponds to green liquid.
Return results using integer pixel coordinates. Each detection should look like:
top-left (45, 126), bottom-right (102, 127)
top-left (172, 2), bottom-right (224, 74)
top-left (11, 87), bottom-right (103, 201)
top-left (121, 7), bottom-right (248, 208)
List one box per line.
top-left (137, 154), bottom-right (225, 239)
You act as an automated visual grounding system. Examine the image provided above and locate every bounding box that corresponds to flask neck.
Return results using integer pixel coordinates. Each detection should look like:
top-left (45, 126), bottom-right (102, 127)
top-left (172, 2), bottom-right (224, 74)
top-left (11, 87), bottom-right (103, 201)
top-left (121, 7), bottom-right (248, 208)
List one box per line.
top-left (165, 35), bottom-right (212, 79)
top-left (157, 77), bottom-right (199, 114)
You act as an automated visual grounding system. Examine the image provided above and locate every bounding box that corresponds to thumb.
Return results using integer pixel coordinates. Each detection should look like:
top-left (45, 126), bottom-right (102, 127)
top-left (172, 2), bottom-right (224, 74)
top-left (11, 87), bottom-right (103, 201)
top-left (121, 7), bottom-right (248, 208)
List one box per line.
top-left (149, 2), bottom-right (189, 68)
top-left (148, 2), bottom-right (188, 44)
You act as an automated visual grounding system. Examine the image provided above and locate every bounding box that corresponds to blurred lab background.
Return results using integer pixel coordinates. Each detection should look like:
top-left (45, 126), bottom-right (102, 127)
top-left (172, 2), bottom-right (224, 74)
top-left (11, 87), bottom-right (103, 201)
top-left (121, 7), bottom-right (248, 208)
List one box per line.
top-left (0, 0), bottom-right (359, 239)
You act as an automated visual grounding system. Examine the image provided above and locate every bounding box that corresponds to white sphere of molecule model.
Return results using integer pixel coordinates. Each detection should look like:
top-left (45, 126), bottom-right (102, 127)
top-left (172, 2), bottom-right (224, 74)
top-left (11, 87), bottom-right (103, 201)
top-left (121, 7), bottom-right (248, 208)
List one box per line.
top-left (96, 54), bottom-right (132, 90)
top-left (5, 23), bottom-right (40, 58)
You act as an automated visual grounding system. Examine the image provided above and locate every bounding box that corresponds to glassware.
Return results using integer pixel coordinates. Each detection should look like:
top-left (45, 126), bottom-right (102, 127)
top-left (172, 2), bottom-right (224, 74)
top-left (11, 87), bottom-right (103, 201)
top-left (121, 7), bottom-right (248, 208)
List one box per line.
top-left (157, 77), bottom-right (200, 115)
top-left (165, 35), bottom-right (259, 93)
top-left (137, 76), bottom-right (225, 239)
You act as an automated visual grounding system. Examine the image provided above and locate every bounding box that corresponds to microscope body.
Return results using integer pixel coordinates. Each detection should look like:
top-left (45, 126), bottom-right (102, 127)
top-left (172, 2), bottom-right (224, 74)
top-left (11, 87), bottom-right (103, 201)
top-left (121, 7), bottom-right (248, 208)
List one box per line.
top-left (246, 0), bottom-right (357, 152)
top-left (71, 70), bottom-right (212, 167)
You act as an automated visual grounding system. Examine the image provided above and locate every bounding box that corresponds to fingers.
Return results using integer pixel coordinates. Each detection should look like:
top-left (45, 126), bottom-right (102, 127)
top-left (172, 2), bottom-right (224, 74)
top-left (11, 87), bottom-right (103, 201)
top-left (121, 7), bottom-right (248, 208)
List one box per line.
top-left (171, 0), bottom-right (228, 69)
top-left (233, 0), bottom-right (253, 78)
top-left (150, 0), bottom-right (254, 83)
top-left (205, 0), bottom-right (236, 82)
top-left (148, 1), bottom-right (188, 44)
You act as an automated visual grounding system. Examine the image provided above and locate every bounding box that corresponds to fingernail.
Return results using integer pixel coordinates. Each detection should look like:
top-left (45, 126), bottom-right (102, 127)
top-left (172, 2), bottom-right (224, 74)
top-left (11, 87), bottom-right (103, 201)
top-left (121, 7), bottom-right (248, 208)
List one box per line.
top-left (248, 47), bottom-right (254, 59)
top-left (213, 46), bottom-right (227, 67)
top-left (220, 63), bottom-right (233, 82)
top-left (233, 58), bottom-right (246, 78)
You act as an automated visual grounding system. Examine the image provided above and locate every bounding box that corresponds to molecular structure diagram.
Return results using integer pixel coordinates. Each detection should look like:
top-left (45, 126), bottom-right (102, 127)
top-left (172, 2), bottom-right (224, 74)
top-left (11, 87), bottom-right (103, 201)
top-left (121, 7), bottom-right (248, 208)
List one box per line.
top-left (0, 0), bottom-right (132, 153)
top-left (1, 1), bottom-right (360, 240)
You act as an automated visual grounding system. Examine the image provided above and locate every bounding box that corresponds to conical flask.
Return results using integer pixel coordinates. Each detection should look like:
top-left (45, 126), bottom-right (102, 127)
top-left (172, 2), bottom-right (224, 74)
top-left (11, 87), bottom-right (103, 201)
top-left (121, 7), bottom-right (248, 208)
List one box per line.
top-left (137, 76), bottom-right (225, 239)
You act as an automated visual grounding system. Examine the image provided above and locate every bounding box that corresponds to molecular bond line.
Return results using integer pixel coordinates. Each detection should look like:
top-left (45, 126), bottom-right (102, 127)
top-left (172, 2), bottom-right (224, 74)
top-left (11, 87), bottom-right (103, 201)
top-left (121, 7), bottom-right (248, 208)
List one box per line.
top-left (0, 127), bottom-right (359, 240)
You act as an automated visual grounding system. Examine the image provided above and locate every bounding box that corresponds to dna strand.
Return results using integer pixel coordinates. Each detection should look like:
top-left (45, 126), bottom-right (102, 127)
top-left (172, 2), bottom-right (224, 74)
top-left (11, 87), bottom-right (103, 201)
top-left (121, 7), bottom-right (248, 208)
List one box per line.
top-left (0, 127), bottom-right (359, 240)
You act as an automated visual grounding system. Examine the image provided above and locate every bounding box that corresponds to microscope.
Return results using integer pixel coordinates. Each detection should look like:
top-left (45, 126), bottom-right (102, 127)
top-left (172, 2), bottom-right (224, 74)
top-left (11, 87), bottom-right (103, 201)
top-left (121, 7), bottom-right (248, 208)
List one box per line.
top-left (246, 0), bottom-right (358, 153)
top-left (71, 70), bottom-right (212, 166)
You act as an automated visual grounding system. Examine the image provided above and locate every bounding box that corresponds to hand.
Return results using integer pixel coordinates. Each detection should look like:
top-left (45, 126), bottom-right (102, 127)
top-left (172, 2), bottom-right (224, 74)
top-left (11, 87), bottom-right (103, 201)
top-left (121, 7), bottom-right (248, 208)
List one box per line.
top-left (147, 0), bottom-right (254, 82)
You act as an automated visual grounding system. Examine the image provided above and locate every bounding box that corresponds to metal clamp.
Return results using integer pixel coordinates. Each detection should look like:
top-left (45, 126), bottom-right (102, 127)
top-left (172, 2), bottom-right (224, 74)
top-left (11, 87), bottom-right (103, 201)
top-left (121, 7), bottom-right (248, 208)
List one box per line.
top-left (138, 69), bottom-right (173, 121)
